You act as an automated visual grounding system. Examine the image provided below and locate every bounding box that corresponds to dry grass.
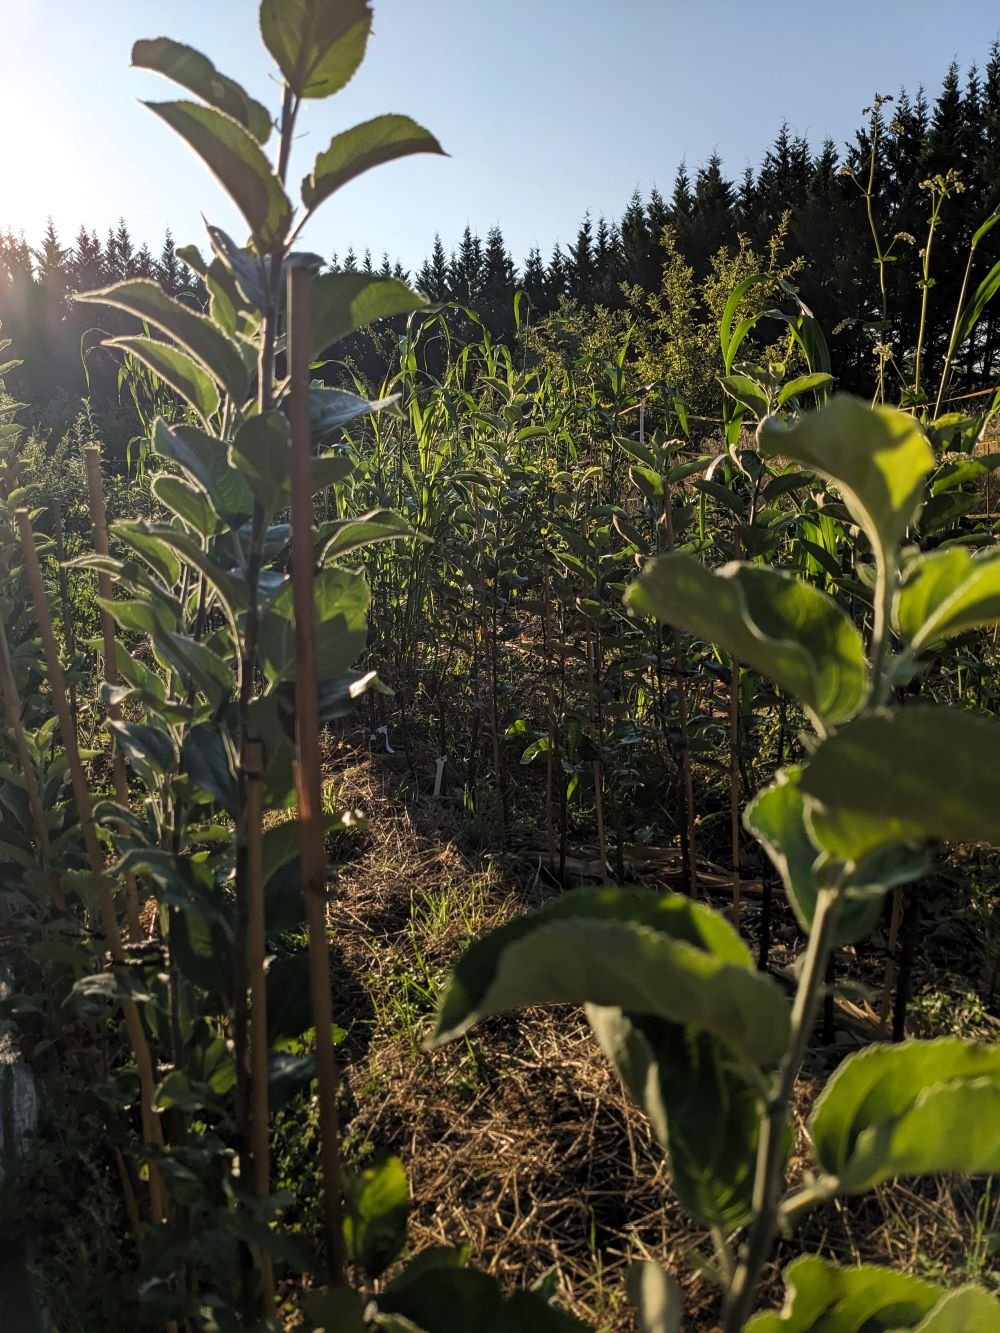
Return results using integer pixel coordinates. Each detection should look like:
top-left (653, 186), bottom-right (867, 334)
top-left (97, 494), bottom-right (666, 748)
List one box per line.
top-left (300, 730), bottom-right (998, 1330)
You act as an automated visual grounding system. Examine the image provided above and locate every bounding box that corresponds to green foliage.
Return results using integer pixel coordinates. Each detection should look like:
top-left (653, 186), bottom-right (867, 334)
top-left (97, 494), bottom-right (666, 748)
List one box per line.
top-left (431, 390), bottom-right (1000, 1330)
top-left (809, 1038), bottom-right (1000, 1190)
top-left (430, 887), bottom-right (790, 1065)
top-left (626, 553), bottom-right (867, 727)
top-left (746, 1256), bottom-right (1000, 1331)
top-left (757, 396), bottom-right (934, 568)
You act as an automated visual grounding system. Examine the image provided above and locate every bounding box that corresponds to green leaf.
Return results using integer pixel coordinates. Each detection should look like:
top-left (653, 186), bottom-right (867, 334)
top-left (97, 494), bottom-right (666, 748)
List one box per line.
top-left (132, 37), bottom-right (272, 142)
top-left (954, 256), bottom-right (1000, 352)
top-left (627, 1261), bottom-right (682, 1333)
top-left (903, 1286), bottom-right (1000, 1331)
top-left (229, 411), bottom-right (290, 508)
top-left (98, 593), bottom-right (174, 638)
top-left (154, 419), bottom-right (254, 525)
top-left (429, 888), bottom-right (790, 1067)
top-left (110, 720), bottom-right (176, 790)
top-left (342, 1151), bottom-right (409, 1279)
top-left (76, 279), bottom-right (249, 402)
top-left (800, 706), bottom-right (1000, 858)
top-left (258, 566), bottom-right (370, 683)
top-left (758, 396), bottom-right (934, 566)
top-left (376, 1267), bottom-right (587, 1332)
top-left (311, 272), bottom-right (428, 357)
top-left (809, 1037), bottom-right (1000, 1191)
top-left (745, 1255), bottom-right (966, 1331)
top-left (159, 632), bottom-right (233, 712)
top-left (207, 224), bottom-right (266, 309)
top-left (383, 1246), bottom-right (471, 1294)
top-left (744, 767), bottom-right (922, 944)
top-left (144, 100), bottom-right (291, 248)
top-left (107, 336), bottom-right (220, 424)
top-left (113, 519), bottom-right (182, 586)
top-left (267, 953), bottom-right (315, 1044)
top-left (309, 386), bottom-right (400, 440)
top-left (181, 726), bottom-right (238, 814)
top-left (316, 510), bottom-right (417, 563)
top-left (896, 547), bottom-right (1000, 652)
top-left (148, 526), bottom-right (248, 618)
top-left (625, 553), bottom-right (867, 726)
top-left (303, 114), bottom-right (444, 212)
top-left (720, 273), bottom-right (771, 369)
top-left (302, 1286), bottom-right (368, 1333)
top-left (259, 0), bottom-right (372, 99)
top-left (720, 373), bottom-right (769, 419)
top-left (589, 1009), bottom-right (760, 1230)
top-left (151, 474), bottom-right (219, 537)
top-left (777, 372), bottom-right (835, 406)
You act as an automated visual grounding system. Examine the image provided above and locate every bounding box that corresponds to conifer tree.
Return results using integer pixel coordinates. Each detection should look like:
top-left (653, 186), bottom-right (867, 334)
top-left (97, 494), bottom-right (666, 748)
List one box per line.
top-left (416, 233), bottom-right (450, 300)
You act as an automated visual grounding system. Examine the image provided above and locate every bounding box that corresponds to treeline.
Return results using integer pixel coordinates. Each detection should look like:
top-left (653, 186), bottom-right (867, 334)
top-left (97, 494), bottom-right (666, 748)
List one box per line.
top-left (4, 47), bottom-right (1000, 418)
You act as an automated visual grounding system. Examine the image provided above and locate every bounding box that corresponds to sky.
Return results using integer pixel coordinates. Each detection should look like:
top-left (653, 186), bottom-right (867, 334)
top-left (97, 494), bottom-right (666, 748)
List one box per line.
top-left (6, 1), bottom-right (1000, 274)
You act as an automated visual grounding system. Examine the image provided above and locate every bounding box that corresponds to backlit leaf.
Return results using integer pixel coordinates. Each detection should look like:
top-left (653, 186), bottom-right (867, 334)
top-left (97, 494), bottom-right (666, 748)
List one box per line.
top-left (342, 1151), bottom-right (409, 1279)
top-left (777, 372), bottom-right (835, 406)
top-left (259, 0), bottom-right (372, 99)
top-left (627, 1261), bottom-right (682, 1333)
top-left (132, 37), bottom-right (272, 142)
top-left (145, 100), bottom-right (291, 248)
top-left (77, 279), bottom-right (249, 402)
top-left (151, 474), bottom-right (219, 537)
top-left (107, 336), bottom-right (220, 424)
top-left (311, 272), bottom-right (428, 357)
top-left (302, 114), bottom-right (444, 212)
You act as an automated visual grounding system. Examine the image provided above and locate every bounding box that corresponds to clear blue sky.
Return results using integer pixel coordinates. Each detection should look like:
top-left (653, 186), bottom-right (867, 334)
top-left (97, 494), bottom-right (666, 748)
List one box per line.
top-left (7, 1), bottom-right (1000, 273)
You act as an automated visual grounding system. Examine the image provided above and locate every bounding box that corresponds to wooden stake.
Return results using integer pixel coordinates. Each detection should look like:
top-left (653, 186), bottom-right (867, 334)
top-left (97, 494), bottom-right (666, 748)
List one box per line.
top-left (287, 265), bottom-right (346, 1283)
top-left (663, 487), bottom-right (698, 894)
top-left (245, 739), bottom-right (275, 1315)
top-left (17, 508), bottom-right (166, 1224)
top-left (729, 658), bottom-right (742, 926)
top-left (84, 446), bottom-right (143, 942)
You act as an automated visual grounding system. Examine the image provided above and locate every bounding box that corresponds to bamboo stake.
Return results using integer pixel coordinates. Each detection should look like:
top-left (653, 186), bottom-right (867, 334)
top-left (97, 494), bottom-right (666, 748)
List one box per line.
top-left (84, 446), bottom-right (143, 942)
top-left (729, 658), bottom-right (742, 926)
top-left (245, 738), bottom-right (275, 1315)
top-left (662, 480), bottom-right (698, 895)
top-left (878, 886), bottom-right (904, 1029)
top-left (541, 559), bottom-right (556, 877)
top-left (17, 508), bottom-right (166, 1224)
top-left (287, 266), bottom-right (346, 1284)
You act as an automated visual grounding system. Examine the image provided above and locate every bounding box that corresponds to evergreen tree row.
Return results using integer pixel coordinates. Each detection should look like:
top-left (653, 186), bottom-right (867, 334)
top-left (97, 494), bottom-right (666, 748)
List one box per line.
top-left (4, 43), bottom-right (1000, 409)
